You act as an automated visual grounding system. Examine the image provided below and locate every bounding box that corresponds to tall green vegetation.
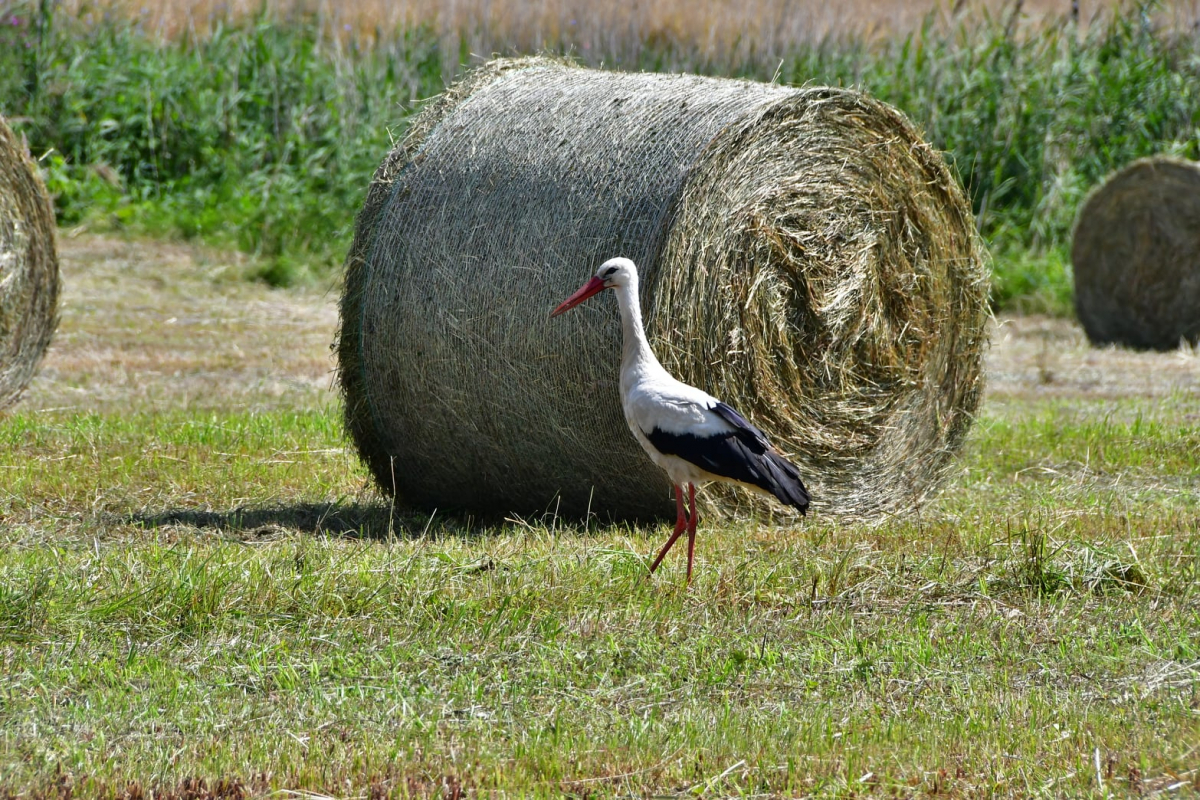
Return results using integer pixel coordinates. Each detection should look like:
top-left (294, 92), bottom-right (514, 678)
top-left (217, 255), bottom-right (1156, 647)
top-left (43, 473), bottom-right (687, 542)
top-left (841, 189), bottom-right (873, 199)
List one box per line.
top-left (841, 9), bottom-right (1200, 310)
top-left (0, 1), bottom-right (444, 282)
top-left (1, 0), bottom-right (1197, 298)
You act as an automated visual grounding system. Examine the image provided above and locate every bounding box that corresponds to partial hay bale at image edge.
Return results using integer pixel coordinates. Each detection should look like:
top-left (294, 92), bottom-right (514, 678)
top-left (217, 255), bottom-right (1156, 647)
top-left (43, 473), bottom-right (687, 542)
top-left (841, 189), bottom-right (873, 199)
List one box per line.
top-left (0, 115), bottom-right (59, 410)
top-left (1072, 156), bottom-right (1200, 351)
top-left (337, 57), bottom-right (990, 523)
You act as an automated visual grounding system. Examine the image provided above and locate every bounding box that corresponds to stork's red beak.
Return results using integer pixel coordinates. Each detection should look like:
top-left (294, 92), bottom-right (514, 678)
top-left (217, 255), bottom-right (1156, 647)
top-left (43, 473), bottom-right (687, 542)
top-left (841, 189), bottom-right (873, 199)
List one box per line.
top-left (550, 276), bottom-right (606, 317)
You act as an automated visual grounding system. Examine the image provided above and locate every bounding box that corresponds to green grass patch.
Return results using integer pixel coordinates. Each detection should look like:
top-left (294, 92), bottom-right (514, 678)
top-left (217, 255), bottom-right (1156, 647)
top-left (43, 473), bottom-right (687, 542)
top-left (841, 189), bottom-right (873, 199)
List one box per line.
top-left (1, 400), bottom-right (1197, 796)
top-left (990, 248), bottom-right (1075, 316)
top-left (0, 409), bottom-right (354, 517)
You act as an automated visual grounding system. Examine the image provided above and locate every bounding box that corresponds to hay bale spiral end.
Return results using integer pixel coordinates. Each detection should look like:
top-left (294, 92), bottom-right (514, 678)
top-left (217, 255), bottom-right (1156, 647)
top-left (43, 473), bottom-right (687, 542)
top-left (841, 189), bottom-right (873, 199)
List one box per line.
top-left (1072, 156), bottom-right (1200, 351)
top-left (0, 115), bottom-right (59, 410)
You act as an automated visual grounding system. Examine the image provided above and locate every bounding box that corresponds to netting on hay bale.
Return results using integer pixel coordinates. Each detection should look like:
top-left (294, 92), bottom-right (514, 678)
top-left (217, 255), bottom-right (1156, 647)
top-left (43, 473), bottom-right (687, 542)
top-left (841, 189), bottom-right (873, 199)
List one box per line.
top-left (337, 57), bottom-right (989, 523)
top-left (1072, 156), bottom-right (1200, 351)
top-left (0, 115), bottom-right (58, 411)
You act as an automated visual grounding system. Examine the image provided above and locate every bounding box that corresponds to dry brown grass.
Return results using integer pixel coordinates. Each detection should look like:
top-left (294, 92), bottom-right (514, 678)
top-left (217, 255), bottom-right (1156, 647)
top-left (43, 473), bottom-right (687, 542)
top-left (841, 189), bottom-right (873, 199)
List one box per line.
top-left (20, 234), bottom-right (336, 415)
top-left (19, 235), bottom-right (1199, 421)
top-left (986, 314), bottom-right (1200, 405)
top-left (61, 0), bottom-right (1200, 51)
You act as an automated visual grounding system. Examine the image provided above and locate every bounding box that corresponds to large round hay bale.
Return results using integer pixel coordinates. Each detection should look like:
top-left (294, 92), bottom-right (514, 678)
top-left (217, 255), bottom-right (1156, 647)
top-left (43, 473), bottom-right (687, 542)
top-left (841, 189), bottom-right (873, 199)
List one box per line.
top-left (337, 57), bottom-right (989, 522)
top-left (0, 115), bottom-right (58, 410)
top-left (1072, 157), bottom-right (1200, 350)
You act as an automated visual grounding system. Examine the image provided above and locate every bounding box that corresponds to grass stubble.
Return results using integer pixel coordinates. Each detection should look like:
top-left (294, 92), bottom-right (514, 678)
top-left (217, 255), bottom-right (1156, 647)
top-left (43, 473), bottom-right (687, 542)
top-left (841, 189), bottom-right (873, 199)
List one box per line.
top-left (0, 239), bottom-right (1197, 797)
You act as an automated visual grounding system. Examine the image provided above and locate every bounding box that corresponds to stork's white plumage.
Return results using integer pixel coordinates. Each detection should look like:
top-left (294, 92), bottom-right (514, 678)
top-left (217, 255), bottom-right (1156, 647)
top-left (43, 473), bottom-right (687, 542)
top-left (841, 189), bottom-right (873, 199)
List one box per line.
top-left (551, 257), bottom-right (810, 582)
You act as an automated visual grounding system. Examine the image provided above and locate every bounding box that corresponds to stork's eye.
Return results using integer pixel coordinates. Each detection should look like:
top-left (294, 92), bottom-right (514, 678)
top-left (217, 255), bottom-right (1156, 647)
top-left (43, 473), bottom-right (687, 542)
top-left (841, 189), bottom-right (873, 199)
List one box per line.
top-left (602, 266), bottom-right (618, 278)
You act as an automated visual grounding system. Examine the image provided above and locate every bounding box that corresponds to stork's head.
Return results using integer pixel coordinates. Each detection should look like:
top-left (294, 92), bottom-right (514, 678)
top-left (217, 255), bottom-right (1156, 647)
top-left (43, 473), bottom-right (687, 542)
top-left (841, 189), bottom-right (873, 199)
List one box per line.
top-left (550, 257), bottom-right (637, 317)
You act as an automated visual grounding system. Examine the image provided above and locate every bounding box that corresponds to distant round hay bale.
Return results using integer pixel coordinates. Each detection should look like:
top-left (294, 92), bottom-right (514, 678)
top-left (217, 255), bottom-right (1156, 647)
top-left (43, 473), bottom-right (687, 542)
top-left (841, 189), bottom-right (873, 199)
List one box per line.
top-left (1072, 157), bottom-right (1200, 350)
top-left (0, 115), bottom-right (58, 410)
top-left (337, 57), bottom-right (989, 522)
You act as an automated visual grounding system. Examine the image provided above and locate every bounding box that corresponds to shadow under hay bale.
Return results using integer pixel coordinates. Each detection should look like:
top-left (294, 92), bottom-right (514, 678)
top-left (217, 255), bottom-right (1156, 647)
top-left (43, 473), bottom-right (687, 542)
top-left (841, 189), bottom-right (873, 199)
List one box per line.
top-left (337, 57), bottom-right (989, 523)
top-left (1072, 156), bottom-right (1200, 351)
top-left (0, 115), bottom-right (58, 410)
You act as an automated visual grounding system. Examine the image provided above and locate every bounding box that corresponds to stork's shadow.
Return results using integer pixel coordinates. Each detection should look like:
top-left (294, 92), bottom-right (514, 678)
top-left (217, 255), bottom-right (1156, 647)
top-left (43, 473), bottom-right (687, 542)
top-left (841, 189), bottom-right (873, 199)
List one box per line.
top-left (131, 501), bottom-right (450, 541)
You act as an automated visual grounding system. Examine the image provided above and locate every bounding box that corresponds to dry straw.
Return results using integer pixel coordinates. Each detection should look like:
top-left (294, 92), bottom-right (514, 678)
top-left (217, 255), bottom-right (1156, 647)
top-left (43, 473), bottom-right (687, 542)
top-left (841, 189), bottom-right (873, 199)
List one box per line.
top-left (337, 57), bottom-right (989, 522)
top-left (1072, 156), bottom-right (1200, 351)
top-left (0, 115), bottom-right (58, 410)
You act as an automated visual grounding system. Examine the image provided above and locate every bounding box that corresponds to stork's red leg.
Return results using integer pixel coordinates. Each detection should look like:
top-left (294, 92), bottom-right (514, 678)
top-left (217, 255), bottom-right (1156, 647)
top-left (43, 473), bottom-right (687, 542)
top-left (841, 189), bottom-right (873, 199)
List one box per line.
top-left (685, 482), bottom-right (698, 583)
top-left (649, 484), bottom-right (687, 575)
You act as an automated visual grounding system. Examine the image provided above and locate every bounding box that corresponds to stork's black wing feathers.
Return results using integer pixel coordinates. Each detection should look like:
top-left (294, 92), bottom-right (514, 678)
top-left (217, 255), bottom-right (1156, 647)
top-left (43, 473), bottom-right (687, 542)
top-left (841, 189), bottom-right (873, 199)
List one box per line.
top-left (643, 402), bottom-right (810, 513)
top-left (710, 402), bottom-right (772, 451)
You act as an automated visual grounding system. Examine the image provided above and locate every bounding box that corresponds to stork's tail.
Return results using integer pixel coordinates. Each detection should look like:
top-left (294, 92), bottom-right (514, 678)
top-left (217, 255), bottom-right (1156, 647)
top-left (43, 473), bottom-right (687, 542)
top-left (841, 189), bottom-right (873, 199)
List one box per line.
top-left (761, 451), bottom-right (810, 514)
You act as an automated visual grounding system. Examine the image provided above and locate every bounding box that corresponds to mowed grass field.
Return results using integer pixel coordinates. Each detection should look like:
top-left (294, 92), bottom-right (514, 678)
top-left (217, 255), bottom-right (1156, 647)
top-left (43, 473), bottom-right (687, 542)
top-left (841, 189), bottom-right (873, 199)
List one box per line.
top-left (0, 236), bottom-right (1198, 797)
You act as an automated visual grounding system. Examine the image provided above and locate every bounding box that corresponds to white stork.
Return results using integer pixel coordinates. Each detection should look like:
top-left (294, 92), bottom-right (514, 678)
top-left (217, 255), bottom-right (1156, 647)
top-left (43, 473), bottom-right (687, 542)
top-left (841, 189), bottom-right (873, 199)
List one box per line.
top-left (551, 257), bottom-right (810, 582)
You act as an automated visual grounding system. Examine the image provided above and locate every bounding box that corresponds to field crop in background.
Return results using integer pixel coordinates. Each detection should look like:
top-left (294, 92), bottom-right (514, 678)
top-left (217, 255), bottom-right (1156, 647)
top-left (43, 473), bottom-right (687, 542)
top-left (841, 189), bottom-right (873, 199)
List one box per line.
top-left (53, 0), bottom-right (1200, 61)
top-left (1, 0), bottom-right (1200, 296)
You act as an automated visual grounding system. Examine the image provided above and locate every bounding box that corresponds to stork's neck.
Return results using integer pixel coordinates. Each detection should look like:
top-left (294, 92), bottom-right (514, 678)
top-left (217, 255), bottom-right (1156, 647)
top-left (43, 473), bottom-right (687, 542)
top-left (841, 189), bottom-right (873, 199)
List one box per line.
top-left (613, 274), bottom-right (664, 381)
